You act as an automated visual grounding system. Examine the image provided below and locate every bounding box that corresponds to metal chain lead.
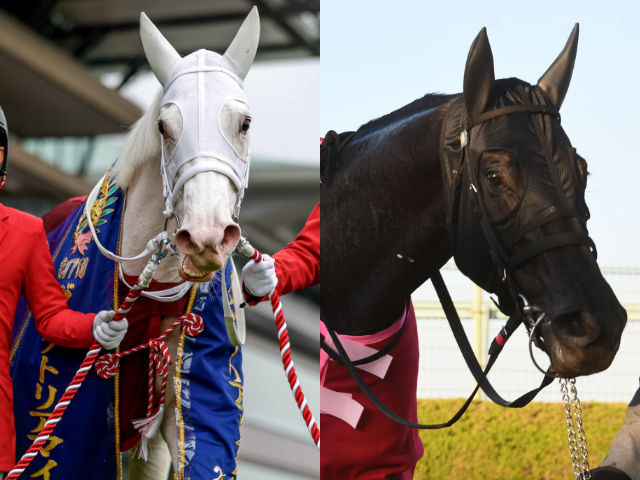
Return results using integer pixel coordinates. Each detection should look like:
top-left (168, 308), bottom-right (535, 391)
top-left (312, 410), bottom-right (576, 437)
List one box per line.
top-left (561, 378), bottom-right (581, 479)
top-left (570, 378), bottom-right (591, 479)
top-left (560, 378), bottom-right (590, 480)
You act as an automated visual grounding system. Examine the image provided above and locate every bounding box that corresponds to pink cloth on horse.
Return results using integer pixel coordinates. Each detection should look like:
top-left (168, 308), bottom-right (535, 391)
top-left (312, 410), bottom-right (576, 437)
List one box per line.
top-left (320, 388), bottom-right (362, 429)
top-left (319, 305), bottom-right (405, 428)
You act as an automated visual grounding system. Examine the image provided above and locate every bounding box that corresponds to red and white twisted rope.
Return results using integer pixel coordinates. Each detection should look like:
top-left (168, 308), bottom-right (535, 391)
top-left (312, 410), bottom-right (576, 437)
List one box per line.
top-left (247, 247), bottom-right (320, 449)
top-left (6, 278), bottom-right (148, 479)
top-left (94, 313), bottom-right (204, 459)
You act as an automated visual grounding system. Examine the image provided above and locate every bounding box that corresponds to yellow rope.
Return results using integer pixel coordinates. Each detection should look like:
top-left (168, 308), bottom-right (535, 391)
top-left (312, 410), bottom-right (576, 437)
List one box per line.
top-left (175, 286), bottom-right (198, 478)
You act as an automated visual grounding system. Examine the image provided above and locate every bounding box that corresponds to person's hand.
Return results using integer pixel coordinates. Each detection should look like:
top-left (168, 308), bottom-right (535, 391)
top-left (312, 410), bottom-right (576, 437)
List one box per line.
top-left (242, 254), bottom-right (278, 297)
top-left (92, 310), bottom-right (128, 349)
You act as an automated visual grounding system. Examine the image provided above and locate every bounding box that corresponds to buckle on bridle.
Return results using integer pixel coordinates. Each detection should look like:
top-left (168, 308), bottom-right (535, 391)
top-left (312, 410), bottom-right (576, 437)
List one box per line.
top-left (519, 294), bottom-right (539, 331)
top-left (460, 130), bottom-right (468, 148)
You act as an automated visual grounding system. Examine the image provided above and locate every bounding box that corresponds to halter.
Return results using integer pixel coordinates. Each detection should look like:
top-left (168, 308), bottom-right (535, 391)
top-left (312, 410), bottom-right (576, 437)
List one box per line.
top-left (446, 82), bottom-right (597, 362)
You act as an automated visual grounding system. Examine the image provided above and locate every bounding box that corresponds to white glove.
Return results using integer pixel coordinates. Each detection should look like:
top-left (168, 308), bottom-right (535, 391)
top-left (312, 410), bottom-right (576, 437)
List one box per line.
top-left (242, 254), bottom-right (278, 297)
top-left (92, 310), bottom-right (128, 349)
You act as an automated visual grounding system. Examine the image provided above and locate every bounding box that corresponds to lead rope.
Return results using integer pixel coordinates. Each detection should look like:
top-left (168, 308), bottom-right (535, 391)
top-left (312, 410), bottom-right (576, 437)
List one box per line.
top-left (561, 378), bottom-right (591, 480)
top-left (238, 238), bottom-right (320, 450)
top-left (6, 236), bottom-right (171, 480)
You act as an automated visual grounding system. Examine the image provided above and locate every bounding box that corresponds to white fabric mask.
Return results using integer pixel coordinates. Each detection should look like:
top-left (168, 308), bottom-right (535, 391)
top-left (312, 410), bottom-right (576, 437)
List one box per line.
top-left (160, 49), bottom-right (251, 218)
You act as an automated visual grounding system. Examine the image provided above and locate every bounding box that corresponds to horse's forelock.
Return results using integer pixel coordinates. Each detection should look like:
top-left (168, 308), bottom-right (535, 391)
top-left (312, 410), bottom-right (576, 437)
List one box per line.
top-left (112, 87), bottom-right (164, 189)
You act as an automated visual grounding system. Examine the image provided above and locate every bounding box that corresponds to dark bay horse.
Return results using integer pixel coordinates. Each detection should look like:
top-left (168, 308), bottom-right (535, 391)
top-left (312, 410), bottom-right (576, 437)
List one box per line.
top-left (321, 25), bottom-right (626, 382)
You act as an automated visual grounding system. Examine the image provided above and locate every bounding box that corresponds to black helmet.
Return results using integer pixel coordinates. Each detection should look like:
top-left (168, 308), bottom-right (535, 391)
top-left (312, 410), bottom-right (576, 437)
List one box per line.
top-left (0, 107), bottom-right (7, 189)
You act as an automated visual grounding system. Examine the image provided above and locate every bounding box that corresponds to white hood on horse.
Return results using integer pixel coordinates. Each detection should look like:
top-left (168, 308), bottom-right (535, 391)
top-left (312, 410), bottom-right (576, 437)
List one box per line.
top-left (140, 9), bottom-right (259, 217)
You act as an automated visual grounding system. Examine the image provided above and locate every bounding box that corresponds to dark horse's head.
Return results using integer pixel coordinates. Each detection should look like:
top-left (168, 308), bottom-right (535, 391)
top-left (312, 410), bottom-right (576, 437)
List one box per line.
top-left (444, 25), bottom-right (626, 377)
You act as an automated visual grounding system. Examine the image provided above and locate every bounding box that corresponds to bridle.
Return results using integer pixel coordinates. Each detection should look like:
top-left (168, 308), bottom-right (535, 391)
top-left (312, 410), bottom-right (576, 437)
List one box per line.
top-left (453, 88), bottom-right (596, 378)
top-left (320, 85), bottom-right (598, 428)
top-left (86, 56), bottom-right (250, 305)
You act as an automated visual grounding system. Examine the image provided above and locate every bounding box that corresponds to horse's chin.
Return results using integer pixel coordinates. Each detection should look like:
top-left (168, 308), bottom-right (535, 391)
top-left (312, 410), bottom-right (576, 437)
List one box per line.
top-left (178, 253), bottom-right (218, 283)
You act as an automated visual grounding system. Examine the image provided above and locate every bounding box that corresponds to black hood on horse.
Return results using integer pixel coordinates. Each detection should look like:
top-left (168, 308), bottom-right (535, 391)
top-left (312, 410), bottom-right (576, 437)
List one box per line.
top-left (442, 26), bottom-right (593, 300)
top-left (441, 78), bottom-right (592, 297)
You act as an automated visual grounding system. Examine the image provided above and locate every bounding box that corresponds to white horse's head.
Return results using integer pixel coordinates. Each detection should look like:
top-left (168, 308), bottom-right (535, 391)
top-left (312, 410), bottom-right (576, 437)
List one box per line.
top-left (115, 9), bottom-right (259, 282)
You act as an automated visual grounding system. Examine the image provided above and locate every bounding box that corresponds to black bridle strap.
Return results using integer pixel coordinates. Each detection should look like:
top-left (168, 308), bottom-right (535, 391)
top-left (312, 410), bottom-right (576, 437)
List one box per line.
top-left (320, 299), bottom-right (409, 366)
top-left (324, 272), bottom-right (553, 430)
top-left (503, 210), bottom-right (578, 251)
top-left (469, 104), bottom-right (560, 128)
top-left (325, 317), bottom-right (490, 429)
top-left (506, 233), bottom-right (596, 271)
top-left (321, 299), bottom-right (409, 366)
top-left (431, 272), bottom-right (554, 407)
top-left (521, 88), bottom-right (570, 212)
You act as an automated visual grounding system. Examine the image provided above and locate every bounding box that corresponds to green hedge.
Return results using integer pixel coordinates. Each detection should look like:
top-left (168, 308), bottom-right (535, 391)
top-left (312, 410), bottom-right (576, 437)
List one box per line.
top-left (415, 399), bottom-right (627, 479)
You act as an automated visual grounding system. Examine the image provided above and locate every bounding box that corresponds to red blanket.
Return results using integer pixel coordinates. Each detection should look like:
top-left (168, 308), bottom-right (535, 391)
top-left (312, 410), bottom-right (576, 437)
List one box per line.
top-left (321, 304), bottom-right (424, 479)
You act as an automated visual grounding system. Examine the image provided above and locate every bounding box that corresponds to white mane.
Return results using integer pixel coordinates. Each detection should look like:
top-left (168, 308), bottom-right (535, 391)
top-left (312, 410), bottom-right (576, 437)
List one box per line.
top-left (112, 88), bottom-right (164, 189)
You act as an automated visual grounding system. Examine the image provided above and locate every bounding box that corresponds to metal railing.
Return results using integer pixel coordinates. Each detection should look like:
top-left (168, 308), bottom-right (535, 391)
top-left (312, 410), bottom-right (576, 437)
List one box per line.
top-left (414, 264), bottom-right (640, 403)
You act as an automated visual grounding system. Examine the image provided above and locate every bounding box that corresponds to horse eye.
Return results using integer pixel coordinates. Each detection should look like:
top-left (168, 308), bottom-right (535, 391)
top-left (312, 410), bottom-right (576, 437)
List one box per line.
top-left (487, 172), bottom-right (506, 187)
top-left (158, 121), bottom-right (168, 139)
top-left (241, 118), bottom-right (251, 133)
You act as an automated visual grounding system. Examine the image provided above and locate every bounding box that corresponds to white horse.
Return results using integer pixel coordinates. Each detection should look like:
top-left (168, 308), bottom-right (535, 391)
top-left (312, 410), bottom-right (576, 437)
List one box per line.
top-left (110, 9), bottom-right (259, 478)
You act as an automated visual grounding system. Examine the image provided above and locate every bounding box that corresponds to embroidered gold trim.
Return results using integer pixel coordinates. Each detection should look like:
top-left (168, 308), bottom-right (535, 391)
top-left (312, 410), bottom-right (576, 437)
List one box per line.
top-left (72, 172), bottom-right (118, 256)
top-left (9, 312), bottom-right (31, 362)
top-left (176, 286), bottom-right (198, 478)
top-left (228, 342), bottom-right (243, 473)
top-left (213, 465), bottom-right (226, 479)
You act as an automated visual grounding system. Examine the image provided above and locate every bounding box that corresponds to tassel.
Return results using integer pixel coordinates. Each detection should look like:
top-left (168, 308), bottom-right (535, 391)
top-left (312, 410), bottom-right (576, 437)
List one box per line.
top-left (132, 405), bottom-right (164, 460)
top-left (135, 436), bottom-right (150, 462)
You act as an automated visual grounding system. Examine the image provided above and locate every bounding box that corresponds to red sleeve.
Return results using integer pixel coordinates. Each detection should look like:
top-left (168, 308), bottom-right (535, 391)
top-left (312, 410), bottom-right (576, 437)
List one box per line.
top-left (244, 203), bottom-right (319, 304)
top-left (273, 203), bottom-right (320, 294)
top-left (22, 219), bottom-right (96, 348)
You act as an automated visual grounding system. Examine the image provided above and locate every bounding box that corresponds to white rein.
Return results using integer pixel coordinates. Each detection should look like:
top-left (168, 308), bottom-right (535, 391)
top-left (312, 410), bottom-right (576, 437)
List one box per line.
top-left (84, 174), bottom-right (193, 302)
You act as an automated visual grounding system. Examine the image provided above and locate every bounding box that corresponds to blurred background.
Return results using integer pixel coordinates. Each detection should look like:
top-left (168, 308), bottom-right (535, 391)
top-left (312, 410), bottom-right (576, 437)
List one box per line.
top-left (0, 1), bottom-right (318, 479)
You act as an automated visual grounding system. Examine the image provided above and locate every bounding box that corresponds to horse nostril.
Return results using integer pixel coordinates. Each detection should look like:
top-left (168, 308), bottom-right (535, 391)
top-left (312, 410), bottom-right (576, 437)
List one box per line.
top-left (220, 224), bottom-right (241, 252)
top-left (553, 310), bottom-right (600, 347)
top-left (175, 230), bottom-right (197, 254)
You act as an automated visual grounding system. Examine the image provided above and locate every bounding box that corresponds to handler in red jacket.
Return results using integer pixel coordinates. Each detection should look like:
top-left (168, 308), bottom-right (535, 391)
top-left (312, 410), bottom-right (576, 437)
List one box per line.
top-left (0, 107), bottom-right (128, 474)
top-left (242, 202), bottom-right (319, 301)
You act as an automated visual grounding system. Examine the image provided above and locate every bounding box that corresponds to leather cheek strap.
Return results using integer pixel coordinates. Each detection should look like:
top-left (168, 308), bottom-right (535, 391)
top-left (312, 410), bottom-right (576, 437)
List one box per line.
top-left (506, 232), bottom-right (596, 271)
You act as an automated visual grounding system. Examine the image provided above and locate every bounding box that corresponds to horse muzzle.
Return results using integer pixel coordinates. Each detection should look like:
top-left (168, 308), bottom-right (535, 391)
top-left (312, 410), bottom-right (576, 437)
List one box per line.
top-left (539, 307), bottom-right (624, 378)
top-left (178, 251), bottom-right (223, 282)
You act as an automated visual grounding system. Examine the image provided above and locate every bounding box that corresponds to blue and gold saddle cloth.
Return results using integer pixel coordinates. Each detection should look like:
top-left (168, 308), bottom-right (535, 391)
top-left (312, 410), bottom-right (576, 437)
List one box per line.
top-left (10, 173), bottom-right (243, 479)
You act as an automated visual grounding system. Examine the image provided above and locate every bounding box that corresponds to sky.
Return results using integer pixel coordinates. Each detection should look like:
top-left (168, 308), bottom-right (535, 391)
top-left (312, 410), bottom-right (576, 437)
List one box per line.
top-left (321, 0), bottom-right (640, 267)
top-left (118, 57), bottom-right (320, 166)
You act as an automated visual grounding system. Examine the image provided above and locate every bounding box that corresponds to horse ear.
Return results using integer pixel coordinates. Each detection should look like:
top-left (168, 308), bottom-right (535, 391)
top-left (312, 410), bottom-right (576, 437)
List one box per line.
top-left (140, 12), bottom-right (181, 87)
top-left (223, 7), bottom-right (260, 81)
top-left (463, 27), bottom-right (496, 121)
top-left (537, 23), bottom-right (579, 110)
